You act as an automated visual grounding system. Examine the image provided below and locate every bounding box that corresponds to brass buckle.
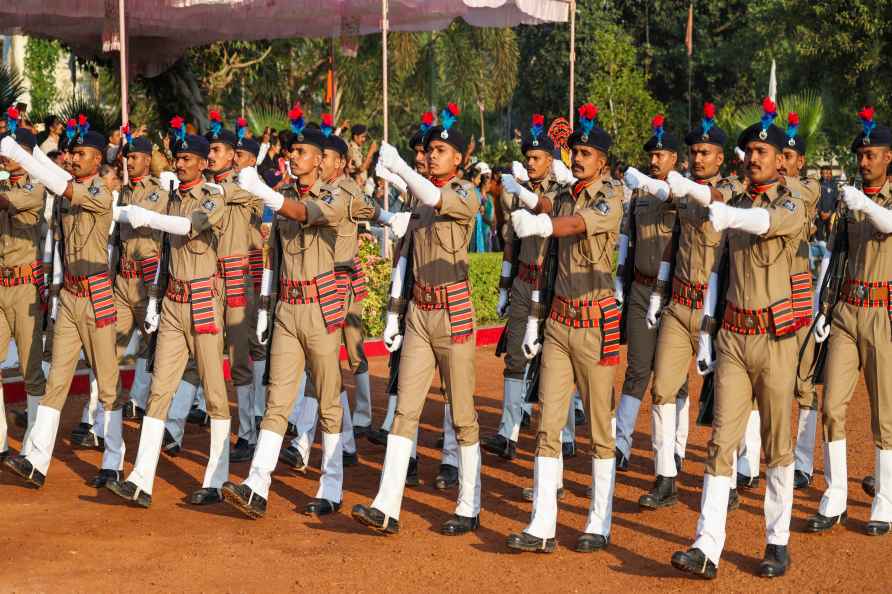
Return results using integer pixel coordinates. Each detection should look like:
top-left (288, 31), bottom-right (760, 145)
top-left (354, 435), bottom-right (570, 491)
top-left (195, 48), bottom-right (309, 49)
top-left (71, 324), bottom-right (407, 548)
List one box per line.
top-left (744, 315), bottom-right (756, 328)
top-left (290, 286), bottom-right (301, 299)
top-left (854, 285), bottom-right (867, 299)
top-left (567, 306), bottom-right (578, 318)
top-left (2, 268), bottom-right (13, 278)
top-left (424, 291), bottom-right (432, 303)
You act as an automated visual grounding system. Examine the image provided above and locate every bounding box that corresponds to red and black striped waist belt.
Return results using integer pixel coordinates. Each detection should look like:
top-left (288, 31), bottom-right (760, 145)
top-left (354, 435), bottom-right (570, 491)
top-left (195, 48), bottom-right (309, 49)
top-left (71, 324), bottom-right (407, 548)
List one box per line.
top-left (279, 271), bottom-right (346, 334)
top-left (0, 261), bottom-right (42, 287)
top-left (550, 296), bottom-right (604, 324)
top-left (119, 256), bottom-right (159, 281)
top-left (842, 279), bottom-right (890, 307)
top-left (412, 280), bottom-right (474, 343)
top-left (63, 273), bottom-right (93, 297)
top-left (166, 275), bottom-right (219, 303)
top-left (672, 277), bottom-right (707, 309)
top-left (279, 277), bottom-right (323, 303)
top-left (634, 269), bottom-right (656, 287)
top-left (64, 271), bottom-right (116, 328)
top-left (412, 281), bottom-right (463, 310)
top-left (517, 262), bottom-right (543, 288)
top-left (549, 295), bottom-right (622, 366)
top-left (722, 301), bottom-right (798, 337)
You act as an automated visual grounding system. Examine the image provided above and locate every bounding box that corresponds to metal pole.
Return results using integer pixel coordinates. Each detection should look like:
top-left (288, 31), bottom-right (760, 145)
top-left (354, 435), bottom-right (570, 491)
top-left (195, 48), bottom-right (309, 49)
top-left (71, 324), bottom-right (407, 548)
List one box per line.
top-left (118, 0), bottom-right (129, 183)
top-left (568, 0), bottom-right (575, 126)
top-left (381, 0), bottom-right (390, 258)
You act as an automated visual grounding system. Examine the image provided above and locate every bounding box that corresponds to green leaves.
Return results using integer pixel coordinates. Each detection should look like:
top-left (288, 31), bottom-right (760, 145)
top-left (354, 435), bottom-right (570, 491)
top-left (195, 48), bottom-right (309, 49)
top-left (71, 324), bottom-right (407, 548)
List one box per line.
top-left (721, 91), bottom-right (824, 158)
top-left (0, 64), bottom-right (24, 114)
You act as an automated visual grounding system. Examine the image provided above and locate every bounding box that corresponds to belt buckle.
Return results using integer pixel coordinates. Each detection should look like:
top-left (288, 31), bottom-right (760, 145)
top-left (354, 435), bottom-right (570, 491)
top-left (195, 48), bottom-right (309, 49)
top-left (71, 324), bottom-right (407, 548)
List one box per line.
top-left (855, 285), bottom-right (867, 299)
top-left (744, 314), bottom-right (755, 329)
top-left (425, 292), bottom-right (432, 303)
top-left (2, 269), bottom-right (13, 278)
top-left (567, 306), bottom-right (578, 318)
top-left (290, 286), bottom-right (301, 299)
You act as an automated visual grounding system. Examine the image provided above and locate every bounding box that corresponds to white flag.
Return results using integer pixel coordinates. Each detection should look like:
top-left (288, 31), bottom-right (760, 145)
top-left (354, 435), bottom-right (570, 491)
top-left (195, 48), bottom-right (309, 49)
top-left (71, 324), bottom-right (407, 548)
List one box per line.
top-left (768, 59), bottom-right (777, 102)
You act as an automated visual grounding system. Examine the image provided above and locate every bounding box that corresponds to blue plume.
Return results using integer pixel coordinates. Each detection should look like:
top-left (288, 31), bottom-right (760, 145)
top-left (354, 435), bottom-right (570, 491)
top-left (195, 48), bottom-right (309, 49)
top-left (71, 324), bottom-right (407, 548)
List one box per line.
top-left (290, 117), bottom-right (305, 136)
top-left (439, 108), bottom-right (456, 131)
top-left (7, 116), bottom-right (16, 135)
top-left (209, 120), bottom-right (222, 136)
top-left (786, 123), bottom-right (799, 140)
top-left (580, 116), bottom-right (595, 137)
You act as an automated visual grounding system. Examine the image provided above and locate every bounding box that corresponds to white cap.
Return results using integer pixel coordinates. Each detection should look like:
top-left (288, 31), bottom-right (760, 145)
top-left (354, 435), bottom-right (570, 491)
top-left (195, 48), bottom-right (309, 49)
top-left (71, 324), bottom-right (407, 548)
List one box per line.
top-left (476, 162), bottom-right (491, 176)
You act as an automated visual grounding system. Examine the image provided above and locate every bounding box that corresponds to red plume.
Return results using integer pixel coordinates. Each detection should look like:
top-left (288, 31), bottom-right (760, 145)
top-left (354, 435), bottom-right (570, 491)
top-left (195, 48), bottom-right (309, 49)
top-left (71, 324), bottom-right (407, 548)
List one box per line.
top-left (421, 111), bottom-right (435, 126)
top-left (651, 114), bottom-right (665, 129)
top-left (787, 112), bottom-right (800, 126)
top-left (859, 106), bottom-right (875, 121)
top-left (762, 97), bottom-right (777, 114)
top-left (703, 102), bottom-right (716, 119)
top-left (447, 103), bottom-right (460, 117)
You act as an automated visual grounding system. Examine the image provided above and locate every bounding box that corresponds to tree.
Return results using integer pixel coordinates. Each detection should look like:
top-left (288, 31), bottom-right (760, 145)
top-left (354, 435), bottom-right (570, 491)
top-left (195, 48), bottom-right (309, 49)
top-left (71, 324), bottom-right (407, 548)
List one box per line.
top-left (24, 37), bottom-right (62, 118)
top-left (0, 64), bottom-right (25, 114)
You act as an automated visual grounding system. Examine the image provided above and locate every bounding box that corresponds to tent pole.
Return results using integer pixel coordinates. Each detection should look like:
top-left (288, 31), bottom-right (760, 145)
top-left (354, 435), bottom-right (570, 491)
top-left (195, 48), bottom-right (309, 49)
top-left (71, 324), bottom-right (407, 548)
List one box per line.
top-left (381, 0), bottom-right (390, 257)
top-left (568, 0), bottom-right (575, 127)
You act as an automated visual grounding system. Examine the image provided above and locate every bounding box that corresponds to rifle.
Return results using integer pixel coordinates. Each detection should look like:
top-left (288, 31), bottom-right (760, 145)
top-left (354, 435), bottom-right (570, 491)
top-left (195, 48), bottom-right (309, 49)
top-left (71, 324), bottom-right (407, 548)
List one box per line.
top-left (695, 245), bottom-right (730, 427)
top-left (385, 231), bottom-right (416, 396)
top-left (146, 180), bottom-right (177, 373)
top-left (495, 194), bottom-right (522, 357)
top-left (524, 231), bottom-right (559, 404)
top-left (262, 216), bottom-right (281, 385)
top-left (619, 196), bottom-right (638, 344)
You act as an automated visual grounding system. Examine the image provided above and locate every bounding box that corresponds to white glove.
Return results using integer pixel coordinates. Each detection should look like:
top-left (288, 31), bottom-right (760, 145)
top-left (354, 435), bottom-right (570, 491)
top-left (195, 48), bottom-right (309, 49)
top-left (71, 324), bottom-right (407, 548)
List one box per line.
top-left (256, 308), bottom-right (270, 344)
top-left (112, 203), bottom-right (128, 223)
top-left (668, 170), bottom-right (712, 206)
top-left (551, 159), bottom-right (576, 185)
top-left (33, 146), bottom-right (73, 183)
top-left (521, 317), bottom-right (541, 359)
top-left (501, 174), bottom-right (539, 210)
top-left (0, 136), bottom-right (69, 195)
top-left (696, 332), bottom-right (714, 375)
top-left (49, 296), bottom-right (59, 322)
top-left (383, 312), bottom-right (403, 353)
top-left (238, 166), bottom-right (285, 211)
top-left (842, 186), bottom-right (892, 233)
top-left (510, 210), bottom-right (553, 238)
top-left (126, 206), bottom-right (191, 235)
top-left (497, 288), bottom-right (509, 318)
top-left (613, 276), bottom-right (625, 305)
top-left (645, 292), bottom-right (663, 329)
top-left (144, 297), bottom-right (160, 334)
top-left (708, 201), bottom-right (769, 235)
top-left (378, 142), bottom-right (411, 177)
top-left (158, 170), bottom-right (179, 191)
top-left (624, 167), bottom-right (669, 201)
top-left (813, 314), bottom-right (831, 343)
top-left (387, 211), bottom-right (412, 239)
top-left (734, 147), bottom-right (746, 161)
top-left (511, 161), bottom-right (529, 183)
top-left (375, 162), bottom-right (408, 193)
top-left (842, 186), bottom-right (868, 212)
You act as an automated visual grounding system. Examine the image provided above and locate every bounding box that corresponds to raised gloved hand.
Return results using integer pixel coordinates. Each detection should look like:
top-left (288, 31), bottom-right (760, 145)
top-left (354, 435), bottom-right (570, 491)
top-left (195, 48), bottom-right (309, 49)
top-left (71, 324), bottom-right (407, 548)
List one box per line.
top-left (521, 317), bottom-right (541, 359)
top-left (613, 276), bottom-right (625, 306)
top-left (378, 142), bottom-right (411, 177)
top-left (668, 170), bottom-right (712, 206)
top-left (708, 201), bottom-right (770, 235)
top-left (375, 162), bottom-right (408, 193)
top-left (144, 297), bottom-right (160, 334)
top-left (624, 167), bottom-right (669, 200)
top-left (497, 288), bottom-right (509, 318)
top-left (383, 312), bottom-right (403, 353)
top-left (511, 161), bottom-right (529, 183)
top-left (501, 174), bottom-right (539, 210)
top-left (112, 203), bottom-right (128, 223)
top-left (387, 211), bottom-right (412, 239)
top-left (0, 136), bottom-right (69, 195)
top-left (813, 313), bottom-right (831, 343)
top-left (842, 186), bottom-right (868, 212)
top-left (551, 158), bottom-right (576, 185)
top-left (49, 295), bottom-right (59, 322)
top-left (238, 165), bottom-right (285, 211)
top-left (510, 209), bottom-right (553, 238)
top-left (696, 332), bottom-right (714, 375)
top-left (645, 292), bottom-right (663, 329)
top-left (256, 308), bottom-right (270, 344)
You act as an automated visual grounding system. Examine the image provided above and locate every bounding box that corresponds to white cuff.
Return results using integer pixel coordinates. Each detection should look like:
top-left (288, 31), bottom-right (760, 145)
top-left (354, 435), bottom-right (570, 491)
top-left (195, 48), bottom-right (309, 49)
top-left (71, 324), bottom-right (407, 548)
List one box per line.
top-left (531, 290), bottom-right (541, 303)
top-left (158, 170), bottom-right (179, 191)
top-left (656, 261), bottom-right (671, 282)
top-left (863, 199), bottom-right (892, 234)
top-left (617, 234), bottom-right (629, 266)
top-left (501, 260), bottom-right (512, 277)
top-left (689, 182), bottom-right (712, 205)
top-left (260, 268), bottom-right (274, 298)
top-left (390, 257), bottom-right (407, 299)
top-left (134, 208), bottom-right (192, 235)
top-left (401, 168), bottom-right (440, 207)
top-left (377, 210), bottom-right (394, 225)
top-left (257, 142), bottom-right (270, 165)
top-left (703, 272), bottom-right (718, 317)
top-left (52, 240), bottom-right (63, 285)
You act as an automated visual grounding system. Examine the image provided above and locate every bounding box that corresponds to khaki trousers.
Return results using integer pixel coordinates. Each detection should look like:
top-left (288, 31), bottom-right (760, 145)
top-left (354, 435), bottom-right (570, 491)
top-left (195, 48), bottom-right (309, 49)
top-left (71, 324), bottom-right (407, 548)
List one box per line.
top-left (224, 287), bottom-right (258, 386)
top-left (42, 289), bottom-right (122, 412)
top-left (144, 291), bottom-right (228, 421)
top-left (503, 278), bottom-right (533, 379)
top-left (341, 286), bottom-right (368, 375)
top-left (705, 330), bottom-right (797, 476)
top-left (822, 302), bottom-right (892, 448)
top-left (651, 300), bottom-right (694, 405)
top-left (621, 280), bottom-right (660, 399)
top-left (0, 283), bottom-right (46, 396)
top-left (536, 319), bottom-right (617, 459)
top-left (391, 303), bottom-right (478, 445)
top-left (794, 322), bottom-right (819, 410)
top-left (260, 301), bottom-right (343, 436)
top-left (113, 275), bottom-right (149, 359)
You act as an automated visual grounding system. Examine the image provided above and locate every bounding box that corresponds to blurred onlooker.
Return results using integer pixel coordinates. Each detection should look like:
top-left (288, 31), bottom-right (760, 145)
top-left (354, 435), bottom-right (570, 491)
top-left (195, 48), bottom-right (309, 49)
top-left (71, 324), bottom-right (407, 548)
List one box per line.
top-left (489, 168), bottom-right (508, 251)
top-left (38, 115), bottom-right (64, 153)
top-left (470, 162), bottom-right (494, 252)
top-left (46, 150), bottom-right (64, 167)
top-left (106, 128), bottom-right (123, 164)
top-left (100, 163), bottom-right (122, 194)
top-left (813, 164), bottom-right (839, 267)
top-left (347, 124), bottom-right (377, 185)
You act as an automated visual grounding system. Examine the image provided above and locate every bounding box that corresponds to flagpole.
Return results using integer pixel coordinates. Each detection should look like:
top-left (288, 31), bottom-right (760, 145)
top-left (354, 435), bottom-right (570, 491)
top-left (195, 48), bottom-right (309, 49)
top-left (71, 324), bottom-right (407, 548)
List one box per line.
top-left (568, 0), bottom-right (576, 126)
top-left (118, 0), bottom-right (129, 184)
top-left (686, 1), bottom-right (693, 128)
top-left (381, 0), bottom-right (390, 258)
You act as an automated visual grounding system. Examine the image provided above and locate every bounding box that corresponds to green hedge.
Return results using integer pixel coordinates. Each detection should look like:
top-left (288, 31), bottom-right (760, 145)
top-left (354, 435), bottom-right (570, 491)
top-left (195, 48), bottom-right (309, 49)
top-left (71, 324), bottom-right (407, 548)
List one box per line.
top-left (358, 236), bottom-right (503, 338)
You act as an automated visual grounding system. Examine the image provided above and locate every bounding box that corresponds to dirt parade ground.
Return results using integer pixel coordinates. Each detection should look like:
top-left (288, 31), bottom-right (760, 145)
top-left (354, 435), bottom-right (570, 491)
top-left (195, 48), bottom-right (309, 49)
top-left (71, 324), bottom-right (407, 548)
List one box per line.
top-left (0, 344), bottom-right (886, 593)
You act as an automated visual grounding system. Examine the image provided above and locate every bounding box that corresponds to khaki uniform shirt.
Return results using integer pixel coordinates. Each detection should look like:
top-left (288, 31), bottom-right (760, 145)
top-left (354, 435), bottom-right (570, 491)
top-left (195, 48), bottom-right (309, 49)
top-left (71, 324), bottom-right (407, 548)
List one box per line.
top-left (167, 181), bottom-right (226, 281)
top-left (503, 174), bottom-right (563, 267)
top-left (332, 174), bottom-right (378, 268)
top-left (725, 183), bottom-right (806, 309)
top-left (783, 176), bottom-right (820, 276)
top-left (56, 176), bottom-right (113, 278)
top-left (119, 176), bottom-right (169, 262)
top-left (624, 186), bottom-right (678, 278)
top-left (552, 178), bottom-right (624, 302)
top-left (0, 174), bottom-right (45, 268)
top-left (400, 178), bottom-right (480, 287)
top-left (212, 170), bottom-right (263, 258)
top-left (271, 180), bottom-right (347, 281)
top-left (842, 180), bottom-right (892, 282)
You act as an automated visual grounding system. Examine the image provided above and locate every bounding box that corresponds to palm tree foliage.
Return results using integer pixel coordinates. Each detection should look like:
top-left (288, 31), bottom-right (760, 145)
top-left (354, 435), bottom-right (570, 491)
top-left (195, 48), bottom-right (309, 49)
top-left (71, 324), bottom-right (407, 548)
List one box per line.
top-left (0, 65), bottom-right (25, 114)
top-left (721, 91), bottom-right (825, 158)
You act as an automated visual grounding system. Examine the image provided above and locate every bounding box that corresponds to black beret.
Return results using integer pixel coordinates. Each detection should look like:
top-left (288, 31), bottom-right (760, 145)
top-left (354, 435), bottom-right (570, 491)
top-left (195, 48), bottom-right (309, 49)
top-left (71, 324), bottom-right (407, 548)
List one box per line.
top-left (851, 124), bottom-right (892, 153)
top-left (785, 134), bottom-right (806, 155)
top-left (236, 136), bottom-right (261, 157)
top-left (685, 125), bottom-right (727, 147)
top-left (325, 134), bottom-right (349, 156)
top-left (7, 128), bottom-right (36, 151)
top-left (409, 128), bottom-right (427, 149)
top-left (521, 132), bottom-right (555, 155)
top-left (72, 130), bottom-right (107, 153)
top-left (643, 131), bottom-right (680, 153)
top-left (289, 128), bottom-right (326, 152)
top-left (351, 124), bottom-right (367, 136)
top-left (568, 126), bottom-right (612, 154)
top-left (173, 134), bottom-right (210, 159)
top-left (737, 123), bottom-right (786, 151)
top-left (123, 136), bottom-right (153, 157)
top-left (205, 128), bottom-right (238, 148)
top-left (424, 125), bottom-right (468, 156)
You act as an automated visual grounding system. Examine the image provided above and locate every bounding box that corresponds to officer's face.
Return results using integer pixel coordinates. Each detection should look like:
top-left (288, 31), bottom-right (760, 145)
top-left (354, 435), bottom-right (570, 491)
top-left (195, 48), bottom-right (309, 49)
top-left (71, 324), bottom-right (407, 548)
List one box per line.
top-left (779, 148), bottom-right (805, 177)
top-left (126, 153), bottom-right (151, 180)
top-left (689, 143), bottom-right (723, 179)
top-left (290, 144), bottom-right (322, 178)
top-left (233, 149), bottom-right (257, 173)
top-left (856, 146), bottom-right (892, 186)
top-left (413, 145), bottom-right (428, 175)
top-left (427, 141), bottom-right (462, 178)
top-left (321, 149), bottom-right (345, 181)
top-left (70, 147), bottom-right (103, 178)
top-left (570, 145), bottom-right (606, 181)
top-left (207, 142), bottom-right (235, 174)
top-left (175, 153), bottom-right (208, 184)
top-left (743, 141), bottom-right (782, 184)
top-left (820, 168), bottom-right (832, 182)
top-left (648, 149), bottom-right (677, 179)
top-left (525, 149), bottom-right (552, 181)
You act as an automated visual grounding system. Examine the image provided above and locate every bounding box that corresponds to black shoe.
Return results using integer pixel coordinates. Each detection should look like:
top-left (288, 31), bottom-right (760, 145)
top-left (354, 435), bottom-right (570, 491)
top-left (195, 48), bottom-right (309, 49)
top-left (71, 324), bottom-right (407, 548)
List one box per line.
top-left (441, 514), bottom-right (479, 535)
top-left (757, 544), bottom-right (790, 578)
top-left (106, 479), bottom-right (151, 508)
top-left (521, 410), bottom-right (532, 429)
top-left (367, 428), bottom-right (389, 446)
top-left (285, 422), bottom-right (298, 437)
top-left (562, 441), bottom-right (576, 458)
top-left (0, 450), bottom-right (8, 462)
top-left (279, 445), bottom-right (307, 473)
top-left (3, 455), bottom-right (45, 488)
top-left (304, 498), bottom-right (341, 516)
top-left (675, 454), bottom-right (684, 473)
top-left (863, 475), bottom-right (876, 498)
top-left (435, 464), bottom-right (459, 490)
top-left (229, 438), bottom-right (255, 463)
top-left (351, 504), bottom-right (400, 534)
top-left (123, 401), bottom-right (144, 420)
top-left (805, 511), bottom-right (846, 533)
top-left (574, 408), bottom-right (586, 426)
top-left (343, 450), bottom-right (359, 467)
top-left (522, 486), bottom-right (565, 502)
top-left (575, 533), bottom-right (608, 553)
top-left (435, 435), bottom-right (445, 449)
top-left (254, 416), bottom-right (262, 432)
top-left (737, 473), bottom-right (759, 490)
top-left (406, 457), bottom-right (420, 487)
top-left (671, 547), bottom-right (717, 579)
top-left (793, 470), bottom-right (812, 490)
top-left (639, 475), bottom-right (678, 509)
top-left (482, 434), bottom-right (516, 460)
top-left (866, 521), bottom-right (892, 536)
top-left (728, 488), bottom-right (740, 511)
top-left (221, 481), bottom-right (267, 519)
top-left (615, 448), bottom-right (629, 472)
top-left (12, 408), bottom-right (28, 429)
top-left (354, 425), bottom-right (370, 439)
top-left (506, 531), bottom-right (556, 553)
top-left (189, 487), bottom-right (223, 505)
top-left (70, 421), bottom-right (91, 439)
top-left (161, 430), bottom-right (181, 456)
top-left (88, 469), bottom-right (120, 488)
top-left (70, 425), bottom-right (104, 450)
top-left (186, 407), bottom-right (210, 427)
